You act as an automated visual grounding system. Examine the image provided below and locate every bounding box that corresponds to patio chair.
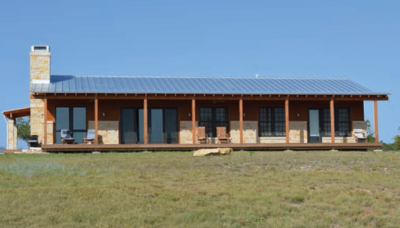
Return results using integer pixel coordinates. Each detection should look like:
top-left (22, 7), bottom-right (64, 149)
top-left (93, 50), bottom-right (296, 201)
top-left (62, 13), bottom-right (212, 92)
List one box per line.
top-left (217, 126), bottom-right (230, 144)
top-left (83, 129), bottom-right (95, 144)
top-left (354, 129), bottom-right (367, 143)
top-left (196, 126), bottom-right (208, 144)
top-left (60, 129), bottom-right (75, 144)
top-left (28, 135), bottom-right (39, 147)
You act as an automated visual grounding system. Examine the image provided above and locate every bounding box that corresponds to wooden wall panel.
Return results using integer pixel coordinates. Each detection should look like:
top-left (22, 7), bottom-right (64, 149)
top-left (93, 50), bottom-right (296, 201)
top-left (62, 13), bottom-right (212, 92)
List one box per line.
top-left (47, 99), bottom-right (365, 125)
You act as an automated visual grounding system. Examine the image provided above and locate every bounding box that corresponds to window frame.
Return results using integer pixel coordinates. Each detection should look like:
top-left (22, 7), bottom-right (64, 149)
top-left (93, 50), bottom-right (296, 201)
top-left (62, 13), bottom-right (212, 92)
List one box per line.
top-left (258, 107), bottom-right (286, 137)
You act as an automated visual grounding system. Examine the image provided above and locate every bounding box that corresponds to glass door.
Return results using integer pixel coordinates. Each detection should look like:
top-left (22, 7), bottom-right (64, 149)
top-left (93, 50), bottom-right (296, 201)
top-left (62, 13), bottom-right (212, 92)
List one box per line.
top-left (149, 109), bottom-right (164, 143)
top-left (308, 109), bottom-right (321, 143)
top-left (120, 108), bottom-right (137, 144)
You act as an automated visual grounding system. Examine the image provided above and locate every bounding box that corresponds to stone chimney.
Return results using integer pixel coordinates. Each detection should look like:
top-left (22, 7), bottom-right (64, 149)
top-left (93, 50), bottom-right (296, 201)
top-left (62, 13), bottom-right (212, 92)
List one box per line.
top-left (30, 45), bottom-right (50, 84)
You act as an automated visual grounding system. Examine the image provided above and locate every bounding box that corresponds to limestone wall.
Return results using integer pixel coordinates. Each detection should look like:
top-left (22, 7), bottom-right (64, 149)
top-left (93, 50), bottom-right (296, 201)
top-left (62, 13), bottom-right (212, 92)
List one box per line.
top-left (30, 98), bottom-right (45, 144)
top-left (230, 121), bottom-right (258, 143)
top-left (289, 121), bottom-right (308, 143)
top-left (259, 137), bottom-right (286, 143)
top-left (180, 121), bottom-right (198, 144)
top-left (321, 121), bottom-right (367, 143)
top-left (88, 121), bottom-right (119, 144)
top-left (46, 121), bottom-right (54, 145)
top-left (30, 51), bottom-right (50, 82)
top-left (7, 120), bottom-right (17, 150)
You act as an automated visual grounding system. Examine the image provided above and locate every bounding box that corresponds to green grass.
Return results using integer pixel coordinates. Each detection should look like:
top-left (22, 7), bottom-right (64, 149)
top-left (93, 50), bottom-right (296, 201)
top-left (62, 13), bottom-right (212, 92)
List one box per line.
top-left (1, 151), bottom-right (400, 227)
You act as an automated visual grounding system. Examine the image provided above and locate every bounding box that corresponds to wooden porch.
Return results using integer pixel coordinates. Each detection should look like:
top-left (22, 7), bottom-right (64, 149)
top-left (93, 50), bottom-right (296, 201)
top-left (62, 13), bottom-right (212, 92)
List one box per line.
top-left (41, 142), bottom-right (383, 152)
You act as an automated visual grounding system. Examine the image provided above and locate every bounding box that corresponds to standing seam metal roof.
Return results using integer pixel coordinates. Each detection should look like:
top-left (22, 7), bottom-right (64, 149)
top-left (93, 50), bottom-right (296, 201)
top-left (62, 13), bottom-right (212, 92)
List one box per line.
top-left (30, 75), bottom-right (387, 95)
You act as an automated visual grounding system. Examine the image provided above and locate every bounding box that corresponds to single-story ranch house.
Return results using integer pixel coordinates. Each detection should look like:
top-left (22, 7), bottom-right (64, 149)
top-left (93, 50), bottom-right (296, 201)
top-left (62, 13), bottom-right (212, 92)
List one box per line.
top-left (3, 46), bottom-right (389, 152)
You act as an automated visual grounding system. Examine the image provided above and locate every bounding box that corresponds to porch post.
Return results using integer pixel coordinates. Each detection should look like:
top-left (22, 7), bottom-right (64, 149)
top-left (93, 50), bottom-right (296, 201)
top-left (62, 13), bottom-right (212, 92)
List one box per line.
top-left (239, 97), bottom-right (243, 144)
top-left (374, 100), bottom-right (379, 143)
top-left (94, 98), bottom-right (98, 144)
top-left (285, 98), bottom-right (289, 143)
top-left (330, 98), bottom-right (335, 143)
top-left (144, 96), bottom-right (148, 144)
top-left (43, 98), bottom-right (47, 145)
top-left (192, 97), bottom-right (196, 144)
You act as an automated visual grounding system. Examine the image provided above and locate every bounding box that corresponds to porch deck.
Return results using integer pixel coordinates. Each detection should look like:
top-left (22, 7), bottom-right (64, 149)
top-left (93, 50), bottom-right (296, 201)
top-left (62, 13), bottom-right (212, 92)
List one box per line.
top-left (41, 143), bottom-right (383, 152)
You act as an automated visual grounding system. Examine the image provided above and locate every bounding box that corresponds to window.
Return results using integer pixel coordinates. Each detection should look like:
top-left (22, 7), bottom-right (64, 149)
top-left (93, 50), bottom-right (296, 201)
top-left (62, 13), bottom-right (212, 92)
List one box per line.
top-left (321, 108), bottom-right (350, 137)
top-left (259, 108), bottom-right (286, 136)
top-left (199, 107), bottom-right (228, 137)
top-left (55, 107), bottom-right (87, 143)
top-left (336, 108), bottom-right (350, 137)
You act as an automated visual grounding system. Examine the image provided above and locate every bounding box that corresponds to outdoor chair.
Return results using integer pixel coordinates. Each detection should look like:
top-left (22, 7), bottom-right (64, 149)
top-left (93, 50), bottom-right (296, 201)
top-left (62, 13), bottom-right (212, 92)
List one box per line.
top-left (60, 129), bottom-right (75, 144)
top-left (217, 126), bottom-right (230, 144)
top-left (354, 129), bottom-right (367, 143)
top-left (83, 129), bottom-right (95, 144)
top-left (196, 126), bottom-right (208, 144)
top-left (28, 135), bottom-right (39, 147)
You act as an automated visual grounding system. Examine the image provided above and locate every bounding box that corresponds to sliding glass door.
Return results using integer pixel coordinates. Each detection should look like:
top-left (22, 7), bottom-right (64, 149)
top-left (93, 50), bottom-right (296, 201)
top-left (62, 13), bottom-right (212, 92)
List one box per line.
top-left (55, 107), bottom-right (87, 143)
top-left (120, 108), bottom-right (178, 144)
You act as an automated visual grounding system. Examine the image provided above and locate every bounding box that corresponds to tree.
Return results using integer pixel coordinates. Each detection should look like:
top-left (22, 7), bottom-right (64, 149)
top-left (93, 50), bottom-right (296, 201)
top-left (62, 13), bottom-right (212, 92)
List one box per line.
top-left (16, 117), bottom-right (30, 145)
top-left (0, 146), bottom-right (5, 153)
top-left (366, 119), bottom-right (375, 143)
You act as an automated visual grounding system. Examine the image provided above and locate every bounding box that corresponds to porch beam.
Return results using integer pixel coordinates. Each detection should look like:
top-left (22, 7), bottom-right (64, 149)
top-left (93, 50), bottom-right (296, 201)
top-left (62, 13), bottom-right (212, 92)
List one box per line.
top-left (374, 100), bottom-right (379, 143)
top-left (330, 98), bottom-right (335, 143)
top-left (239, 97), bottom-right (243, 144)
top-left (144, 96), bottom-right (148, 144)
top-left (94, 98), bottom-right (98, 144)
top-left (285, 98), bottom-right (289, 143)
top-left (43, 98), bottom-right (47, 145)
top-left (192, 97), bottom-right (196, 144)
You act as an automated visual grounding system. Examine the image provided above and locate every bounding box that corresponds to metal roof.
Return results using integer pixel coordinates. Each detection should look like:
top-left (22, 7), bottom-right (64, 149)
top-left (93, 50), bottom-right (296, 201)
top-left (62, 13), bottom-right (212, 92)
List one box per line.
top-left (30, 75), bottom-right (387, 95)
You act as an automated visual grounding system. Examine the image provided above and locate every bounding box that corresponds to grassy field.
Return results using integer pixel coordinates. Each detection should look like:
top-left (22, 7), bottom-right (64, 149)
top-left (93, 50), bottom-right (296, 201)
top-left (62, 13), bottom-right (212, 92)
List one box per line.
top-left (0, 151), bottom-right (400, 228)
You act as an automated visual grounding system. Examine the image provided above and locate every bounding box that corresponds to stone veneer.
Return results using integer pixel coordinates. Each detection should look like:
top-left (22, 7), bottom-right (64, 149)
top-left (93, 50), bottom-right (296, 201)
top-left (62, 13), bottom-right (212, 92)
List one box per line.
top-left (7, 120), bottom-right (17, 149)
top-left (30, 51), bottom-right (50, 83)
top-left (46, 121), bottom-right (54, 145)
top-left (289, 121), bottom-right (308, 143)
top-left (180, 121), bottom-right (198, 144)
top-left (30, 98), bottom-right (45, 144)
top-left (230, 121), bottom-right (258, 143)
top-left (88, 121), bottom-right (119, 144)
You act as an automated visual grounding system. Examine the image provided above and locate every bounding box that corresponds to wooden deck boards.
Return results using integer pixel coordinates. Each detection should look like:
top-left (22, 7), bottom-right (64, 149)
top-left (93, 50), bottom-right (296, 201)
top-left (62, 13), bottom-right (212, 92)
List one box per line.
top-left (41, 143), bottom-right (383, 152)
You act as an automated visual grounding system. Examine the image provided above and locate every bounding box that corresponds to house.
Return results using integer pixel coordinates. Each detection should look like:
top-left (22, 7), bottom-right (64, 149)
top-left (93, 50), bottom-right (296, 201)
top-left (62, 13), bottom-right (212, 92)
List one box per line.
top-left (2, 46), bottom-right (389, 152)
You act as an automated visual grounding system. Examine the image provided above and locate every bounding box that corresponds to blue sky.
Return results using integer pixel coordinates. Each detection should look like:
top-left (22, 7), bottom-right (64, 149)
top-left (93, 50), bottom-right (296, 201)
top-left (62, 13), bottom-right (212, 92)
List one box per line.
top-left (0, 0), bottom-right (399, 148)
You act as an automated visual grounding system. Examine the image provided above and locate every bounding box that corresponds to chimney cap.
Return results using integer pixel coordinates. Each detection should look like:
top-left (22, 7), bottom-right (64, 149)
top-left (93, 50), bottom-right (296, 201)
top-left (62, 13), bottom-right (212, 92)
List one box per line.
top-left (31, 45), bottom-right (50, 52)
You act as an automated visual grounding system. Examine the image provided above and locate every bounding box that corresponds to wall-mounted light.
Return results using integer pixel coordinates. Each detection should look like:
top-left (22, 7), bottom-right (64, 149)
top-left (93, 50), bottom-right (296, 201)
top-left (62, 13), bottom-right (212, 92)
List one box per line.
top-left (243, 113), bottom-right (246, 117)
top-left (188, 112), bottom-right (191, 117)
top-left (296, 113), bottom-right (300, 117)
top-left (102, 112), bottom-right (106, 117)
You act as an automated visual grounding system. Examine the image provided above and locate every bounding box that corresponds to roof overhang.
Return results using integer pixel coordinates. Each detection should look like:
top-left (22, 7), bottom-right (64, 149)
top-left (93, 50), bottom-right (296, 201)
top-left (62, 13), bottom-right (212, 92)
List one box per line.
top-left (2, 107), bottom-right (31, 120)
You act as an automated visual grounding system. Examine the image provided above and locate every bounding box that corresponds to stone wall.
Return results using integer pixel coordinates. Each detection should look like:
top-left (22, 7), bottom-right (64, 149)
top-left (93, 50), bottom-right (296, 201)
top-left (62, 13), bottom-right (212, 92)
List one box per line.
top-left (30, 98), bottom-right (45, 144)
top-left (7, 120), bottom-right (17, 150)
top-left (30, 51), bottom-right (50, 83)
top-left (88, 121), bottom-right (119, 144)
top-left (321, 121), bottom-right (367, 143)
top-left (46, 121), bottom-right (54, 145)
top-left (289, 121), bottom-right (308, 143)
top-left (230, 121), bottom-right (258, 143)
top-left (180, 121), bottom-right (198, 144)
top-left (259, 137), bottom-right (286, 143)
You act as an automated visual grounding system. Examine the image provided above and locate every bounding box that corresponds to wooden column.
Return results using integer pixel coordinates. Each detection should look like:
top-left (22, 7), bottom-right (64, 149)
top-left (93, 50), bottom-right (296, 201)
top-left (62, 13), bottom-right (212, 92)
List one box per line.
top-left (43, 98), bottom-right (47, 145)
top-left (239, 97), bottom-right (243, 144)
top-left (192, 97), bottom-right (196, 144)
top-left (374, 100), bottom-right (379, 143)
top-left (330, 99), bottom-right (335, 143)
top-left (285, 98), bottom-right (289, 143)
top-left (144, 96), bottom-right (148, 144)
top-left (94, 98), bottom-right (98, 144)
